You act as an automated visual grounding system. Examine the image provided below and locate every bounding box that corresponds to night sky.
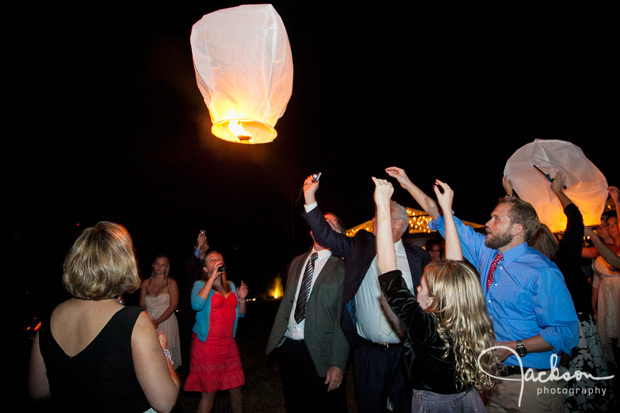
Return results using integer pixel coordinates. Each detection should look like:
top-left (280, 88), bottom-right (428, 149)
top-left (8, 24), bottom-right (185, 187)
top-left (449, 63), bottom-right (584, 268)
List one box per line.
top-left (7, 2), bottom-right (617, 307)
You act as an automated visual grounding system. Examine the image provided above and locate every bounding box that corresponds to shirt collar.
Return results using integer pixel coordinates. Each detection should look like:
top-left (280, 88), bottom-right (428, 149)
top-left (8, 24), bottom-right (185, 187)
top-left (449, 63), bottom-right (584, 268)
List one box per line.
top-left (394, 239), bottom-right (405, 253)
top-left (311, 248), bottom-right (332, 260)
top-left (499, 242), bottom-right (528, 264)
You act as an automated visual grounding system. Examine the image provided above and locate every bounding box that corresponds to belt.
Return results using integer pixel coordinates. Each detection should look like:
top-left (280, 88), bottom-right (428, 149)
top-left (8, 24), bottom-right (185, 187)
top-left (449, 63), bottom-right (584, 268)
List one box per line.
top-left (359, 337), bottom-right (401, 351)
top-left (500, 365), bottom-right (551, 376)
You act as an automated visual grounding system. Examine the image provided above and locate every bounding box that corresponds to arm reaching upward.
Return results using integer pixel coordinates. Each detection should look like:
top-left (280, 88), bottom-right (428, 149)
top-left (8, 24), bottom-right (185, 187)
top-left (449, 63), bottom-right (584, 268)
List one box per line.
top-left (385, 167), bottom-right (440, 219)
top-left (585, 227), bottom-right (620, 270)
top-left (609, 186), bottom-right (619, 212)
top-left (373, 177), bottom-right (397, 274)
top-left (303, 174), bottom-right (320, 206)
top-left (550, 172), bottom-right (573, 208)
top-left (433, 180), bottom-right (462, 261)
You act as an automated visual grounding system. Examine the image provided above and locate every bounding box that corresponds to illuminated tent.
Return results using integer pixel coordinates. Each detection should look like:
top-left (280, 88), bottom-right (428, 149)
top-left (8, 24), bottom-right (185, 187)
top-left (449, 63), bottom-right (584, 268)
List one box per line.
top-left (346, 207), bottom-right (483, 237)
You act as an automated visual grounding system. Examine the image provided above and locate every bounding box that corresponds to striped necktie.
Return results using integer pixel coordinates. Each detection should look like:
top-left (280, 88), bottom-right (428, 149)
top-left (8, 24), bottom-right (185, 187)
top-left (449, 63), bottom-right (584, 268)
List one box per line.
top-left (294, 253), bottom-right (318, 323)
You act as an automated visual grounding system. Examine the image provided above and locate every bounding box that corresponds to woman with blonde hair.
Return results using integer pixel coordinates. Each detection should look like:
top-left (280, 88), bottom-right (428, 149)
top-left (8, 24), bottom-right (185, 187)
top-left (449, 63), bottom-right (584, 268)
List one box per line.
top-left (28, 221), bottom-right (180, 412)
top-left (140, 254), bottom-right (182, 369)
top-left (373, 177), bottom-right (498, 411)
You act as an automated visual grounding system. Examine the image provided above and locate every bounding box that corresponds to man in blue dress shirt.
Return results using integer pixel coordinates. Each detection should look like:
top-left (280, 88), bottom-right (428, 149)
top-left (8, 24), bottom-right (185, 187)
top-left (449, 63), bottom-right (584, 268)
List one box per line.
top-left (386, 167), bottom-right (579, 412)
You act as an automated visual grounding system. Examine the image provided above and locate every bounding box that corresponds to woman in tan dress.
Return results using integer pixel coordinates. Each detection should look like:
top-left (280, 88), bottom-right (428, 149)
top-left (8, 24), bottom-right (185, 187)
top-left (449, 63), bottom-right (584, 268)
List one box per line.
top-left (140, 255), bottom-right (182, 369)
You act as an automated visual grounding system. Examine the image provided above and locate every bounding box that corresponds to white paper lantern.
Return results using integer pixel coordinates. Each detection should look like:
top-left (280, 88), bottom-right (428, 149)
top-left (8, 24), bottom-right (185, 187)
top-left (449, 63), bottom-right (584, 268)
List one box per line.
top-left (504, 139), bottom-right (609, 233)
top-left (190, 4), bottom-right (293, 144)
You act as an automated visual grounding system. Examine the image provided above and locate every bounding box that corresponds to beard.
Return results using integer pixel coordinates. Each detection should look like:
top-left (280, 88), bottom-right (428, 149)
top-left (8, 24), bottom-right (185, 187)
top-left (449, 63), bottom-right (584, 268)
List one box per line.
top-left (485, 229), bottom-right (513, 250)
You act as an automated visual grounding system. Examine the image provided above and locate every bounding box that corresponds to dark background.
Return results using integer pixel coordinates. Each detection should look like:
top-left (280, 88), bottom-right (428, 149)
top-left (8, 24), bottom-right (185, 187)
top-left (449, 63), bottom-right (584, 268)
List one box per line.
top-left (6, 1), bottom-right (617, 403)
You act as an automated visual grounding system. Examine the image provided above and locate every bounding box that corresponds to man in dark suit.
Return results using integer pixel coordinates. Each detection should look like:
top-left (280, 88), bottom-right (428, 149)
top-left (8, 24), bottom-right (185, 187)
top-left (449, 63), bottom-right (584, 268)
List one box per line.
top-left (266, 212), bottom-right (350, 413)
top-left (301, 174), bottom-right (431, 413)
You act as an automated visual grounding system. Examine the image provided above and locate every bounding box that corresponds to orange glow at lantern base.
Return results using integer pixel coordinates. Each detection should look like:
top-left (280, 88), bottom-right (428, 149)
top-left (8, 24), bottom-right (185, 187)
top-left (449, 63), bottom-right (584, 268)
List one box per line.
top-left (211, 119), bottom-right (277, 144)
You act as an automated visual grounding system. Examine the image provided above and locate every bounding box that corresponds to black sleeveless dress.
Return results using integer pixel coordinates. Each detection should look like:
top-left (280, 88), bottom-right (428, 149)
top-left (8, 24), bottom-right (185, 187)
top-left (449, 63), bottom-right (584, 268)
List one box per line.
top-left (38, 305), bottom-right (152, 412)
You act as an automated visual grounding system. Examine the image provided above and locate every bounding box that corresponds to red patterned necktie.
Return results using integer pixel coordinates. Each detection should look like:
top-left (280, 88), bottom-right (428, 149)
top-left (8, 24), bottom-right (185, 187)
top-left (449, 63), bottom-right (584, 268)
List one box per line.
top-left (486, 253), bottom-right (503, 291)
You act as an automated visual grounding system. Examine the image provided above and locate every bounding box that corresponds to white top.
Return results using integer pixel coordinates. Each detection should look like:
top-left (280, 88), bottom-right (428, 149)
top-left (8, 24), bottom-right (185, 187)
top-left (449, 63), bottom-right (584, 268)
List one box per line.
top-left (305, 202), bottom-right (413, 343)
top-left (355, 240), bottom-right (413, 343)
top-left (285, 248), bottom-right (332, 340)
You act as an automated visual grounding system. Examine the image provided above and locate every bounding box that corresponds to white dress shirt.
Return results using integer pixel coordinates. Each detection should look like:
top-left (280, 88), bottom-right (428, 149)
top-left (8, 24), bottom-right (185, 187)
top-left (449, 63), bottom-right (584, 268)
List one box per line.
top-left (304, 201), bottom-right (413, 344)
top-left (285, 248), bottom-right (332, 340)
top-left (355, 240), bottom-right (413, 343)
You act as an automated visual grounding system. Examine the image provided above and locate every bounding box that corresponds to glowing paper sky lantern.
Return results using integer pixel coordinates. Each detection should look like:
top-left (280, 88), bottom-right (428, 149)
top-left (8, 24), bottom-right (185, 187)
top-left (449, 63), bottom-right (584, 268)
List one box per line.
top-left (190, 4), bottom-right (294, 144)
top-left (504, 139), bottom-right (609, 233)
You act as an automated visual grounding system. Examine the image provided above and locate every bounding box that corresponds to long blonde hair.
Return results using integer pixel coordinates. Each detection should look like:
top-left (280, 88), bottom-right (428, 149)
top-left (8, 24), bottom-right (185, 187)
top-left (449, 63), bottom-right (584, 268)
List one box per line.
top-left (424, 260), bottom-right (500, 391)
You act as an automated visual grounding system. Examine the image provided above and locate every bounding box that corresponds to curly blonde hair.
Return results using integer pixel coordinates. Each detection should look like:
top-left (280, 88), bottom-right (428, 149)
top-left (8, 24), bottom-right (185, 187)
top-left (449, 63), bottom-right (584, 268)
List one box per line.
top-left (424, 260), bottom-right (500, 391)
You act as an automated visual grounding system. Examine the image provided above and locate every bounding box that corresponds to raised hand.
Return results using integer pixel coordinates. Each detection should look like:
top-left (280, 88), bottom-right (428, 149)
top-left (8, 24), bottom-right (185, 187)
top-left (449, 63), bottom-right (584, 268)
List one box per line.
top-left (385, 166), bottom-right (412, 189)
top-left (237, 281), bottom-right (249, 299)
top-left (372, 176), bottom-right (394, 206)
top-left (433, 179), bottom-right (454, 214)
top-left (303, 173), bottom-right (320, 205)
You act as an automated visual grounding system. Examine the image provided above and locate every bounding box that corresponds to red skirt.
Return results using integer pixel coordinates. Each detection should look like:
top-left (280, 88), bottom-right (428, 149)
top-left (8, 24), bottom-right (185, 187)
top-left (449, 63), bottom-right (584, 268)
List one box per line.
top-left (184, 294), bottom-right (245, 393)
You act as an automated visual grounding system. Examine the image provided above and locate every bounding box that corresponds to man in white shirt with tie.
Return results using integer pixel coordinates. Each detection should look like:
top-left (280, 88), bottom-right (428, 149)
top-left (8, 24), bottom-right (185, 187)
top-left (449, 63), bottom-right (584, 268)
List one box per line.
top-left (266, 212), bottom-right (350, 412)
top-left (301, 174), bottom-right (430, 413)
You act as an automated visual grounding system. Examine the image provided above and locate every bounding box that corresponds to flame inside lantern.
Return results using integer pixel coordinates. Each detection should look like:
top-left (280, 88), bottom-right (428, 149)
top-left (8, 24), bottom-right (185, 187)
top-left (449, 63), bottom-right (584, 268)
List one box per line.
top-left (211, 119), bottom-right (278, 144)
top-left (228, 121), bottom-right (252, 143)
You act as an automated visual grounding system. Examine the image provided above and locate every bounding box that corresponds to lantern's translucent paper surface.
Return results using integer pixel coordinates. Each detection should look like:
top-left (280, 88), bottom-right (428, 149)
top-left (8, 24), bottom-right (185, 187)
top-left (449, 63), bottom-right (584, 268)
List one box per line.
top-left (190, 4), bottom-right (293, 144)
top-left (504, 139), bottom-right (608, 233)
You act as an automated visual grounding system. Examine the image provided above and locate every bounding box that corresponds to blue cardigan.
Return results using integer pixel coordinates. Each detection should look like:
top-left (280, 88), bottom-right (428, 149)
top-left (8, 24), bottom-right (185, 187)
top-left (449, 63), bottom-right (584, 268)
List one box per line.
top-left (191, 280), bottom-right (245, 342)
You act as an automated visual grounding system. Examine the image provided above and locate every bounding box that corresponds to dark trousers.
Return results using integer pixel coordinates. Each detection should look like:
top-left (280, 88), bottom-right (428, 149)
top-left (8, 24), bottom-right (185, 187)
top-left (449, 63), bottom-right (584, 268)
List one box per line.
top-left (353, 339), bottom-right (411, 413)
top-left (278, 338), bottom-right (347, 413)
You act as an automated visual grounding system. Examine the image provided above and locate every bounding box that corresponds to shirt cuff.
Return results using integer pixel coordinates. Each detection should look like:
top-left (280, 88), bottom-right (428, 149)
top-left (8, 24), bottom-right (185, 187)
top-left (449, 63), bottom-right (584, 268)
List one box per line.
top-left (304, 201), bottom-right (318, 213)
top-left (428, 215), bottom-right (444, 230)
top-left (540, 325), bottom-right (578, 355)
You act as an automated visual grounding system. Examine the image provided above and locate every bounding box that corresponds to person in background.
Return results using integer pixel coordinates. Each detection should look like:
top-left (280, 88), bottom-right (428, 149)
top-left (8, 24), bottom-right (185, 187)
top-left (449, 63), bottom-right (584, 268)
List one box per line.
top-left (521, 173), bottom-right (613, 412)
top-left (583, 213), bottom-right (616, 260)
top-left (184, 250), bottom-right (249, 413)
top-left (587, 222), bottom-right (620, 368)
top-left (588, 186), bottom-right (620, 369)
top-left (374, 176), bottom-right (499, 411)
top-left (28, 221), bottom-right (180, 412)
top-left (266, 211), bottom-right (349, 413)
top-left (179, 230), bottom-right (211, 369)
top-left (194, 230), bottom-right (209, 264)
top-left (140, 254), bottom-right (182, 369)
top-left (302, 173), bottom-right (431, 413)
top-left (587, 224), bottom-right (620, 272)
top-left (424, 237), bottom-right (444, 261)
top-left (388, 166), bottom-right (579, 412)
top-left (583, 187), bottom-right (619, 261)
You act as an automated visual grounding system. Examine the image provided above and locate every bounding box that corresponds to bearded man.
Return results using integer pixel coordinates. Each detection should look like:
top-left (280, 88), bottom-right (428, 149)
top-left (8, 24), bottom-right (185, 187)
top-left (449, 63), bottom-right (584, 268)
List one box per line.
top-left (430, 196), bottom-right (579, 412)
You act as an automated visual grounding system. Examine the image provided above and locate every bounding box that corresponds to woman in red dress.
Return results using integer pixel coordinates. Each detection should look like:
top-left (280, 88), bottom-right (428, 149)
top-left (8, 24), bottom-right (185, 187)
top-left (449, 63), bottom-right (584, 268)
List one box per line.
top-left (184, 251), bottom-right (248, 413)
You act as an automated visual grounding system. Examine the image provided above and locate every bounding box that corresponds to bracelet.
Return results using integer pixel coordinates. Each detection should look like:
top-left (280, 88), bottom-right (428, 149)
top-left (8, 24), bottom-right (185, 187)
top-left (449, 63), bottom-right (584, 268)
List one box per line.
top-left (163, 348), bottom-right (174, 367)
